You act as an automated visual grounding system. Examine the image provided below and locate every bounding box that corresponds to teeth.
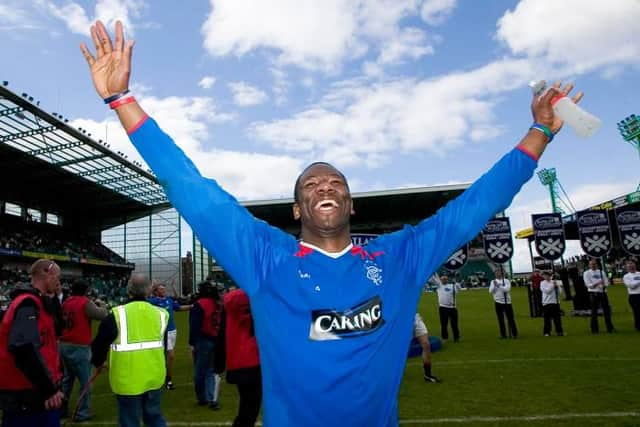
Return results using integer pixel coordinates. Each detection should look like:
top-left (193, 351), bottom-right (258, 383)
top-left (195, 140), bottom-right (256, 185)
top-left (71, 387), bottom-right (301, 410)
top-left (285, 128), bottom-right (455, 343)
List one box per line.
top-left (315, 200), bottom-right (338, 209)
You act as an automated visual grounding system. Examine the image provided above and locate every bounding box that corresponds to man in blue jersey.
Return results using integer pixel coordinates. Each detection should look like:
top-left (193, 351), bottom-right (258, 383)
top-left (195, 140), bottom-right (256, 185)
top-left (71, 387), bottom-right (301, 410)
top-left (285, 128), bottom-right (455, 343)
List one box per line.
top-left (148, 282), bottom-right (190, 390)
top-left (80, 20), bottom-right (583, 427)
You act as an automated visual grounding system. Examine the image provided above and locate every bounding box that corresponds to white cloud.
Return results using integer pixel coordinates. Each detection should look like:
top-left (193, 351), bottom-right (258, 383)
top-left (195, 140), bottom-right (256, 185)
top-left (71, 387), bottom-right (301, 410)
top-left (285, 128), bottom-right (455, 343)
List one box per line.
top-left (377, 27), bottom-right (434, 65)
top-left (198, 76), bottom-right (216, 89)
top-left (362, 61), bottom-right (385, 78)
top-left (566, 182), bottom-right (637, 213)
top-left (40, 0), bottom-right (147, 36)
top-left (201, 0), bottom-right (446, 71)
top-left (0, 3), bottom-right (40, 30)
top-left (228, 82), bottom-right (268, 107)
top-left (73, 94), bottom-right (302, 199)
top-left (358, 1), bottom-right (434, 66)
top-left (496, 0), bottom-right (640, 75)
top-left (202, 0), bottom-right (359, 71)
top-left (420, 0), bottom-right (457, 26)
top-left (270, 68), bottom-right (289, 105)
top-left (251, 58), bottom-right (537, 168)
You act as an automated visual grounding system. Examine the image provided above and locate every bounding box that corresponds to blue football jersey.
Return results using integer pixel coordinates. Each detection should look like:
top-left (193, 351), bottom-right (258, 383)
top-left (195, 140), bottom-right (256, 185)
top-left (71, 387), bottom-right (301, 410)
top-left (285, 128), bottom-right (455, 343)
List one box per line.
top-left (130, 117), bottom-right (536, 426)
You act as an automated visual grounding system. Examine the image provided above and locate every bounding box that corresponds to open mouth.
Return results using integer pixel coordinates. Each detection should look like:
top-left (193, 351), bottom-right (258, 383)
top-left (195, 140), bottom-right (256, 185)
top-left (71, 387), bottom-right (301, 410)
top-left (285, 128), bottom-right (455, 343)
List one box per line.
top-left (315, 199), bottom-right (339, 212)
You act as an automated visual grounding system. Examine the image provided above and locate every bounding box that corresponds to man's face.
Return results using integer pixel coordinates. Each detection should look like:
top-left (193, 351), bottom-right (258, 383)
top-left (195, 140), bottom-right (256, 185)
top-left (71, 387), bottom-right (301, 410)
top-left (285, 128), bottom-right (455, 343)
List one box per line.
top-left (440, 276), bottom-right (448, 284)
top-left (293, 164), bottom-right (354, 238)
top-left (156, 285), bottom-right (167, 297)
top-left (46, 263), bottom-right (61, 294)
top-left (495, 271), bottom-right (503, 279)
top-left (589, 260), bottom-right (597, 270)
top-left (627, 261), bottom-right (637, 272)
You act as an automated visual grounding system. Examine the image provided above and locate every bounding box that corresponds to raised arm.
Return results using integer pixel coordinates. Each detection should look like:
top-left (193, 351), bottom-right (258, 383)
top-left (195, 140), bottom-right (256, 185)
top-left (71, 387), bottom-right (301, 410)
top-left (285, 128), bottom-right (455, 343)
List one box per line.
top-left (80, 21), bottom-right (291, 295)
top-left (402, 82), bottom-right (584, 285)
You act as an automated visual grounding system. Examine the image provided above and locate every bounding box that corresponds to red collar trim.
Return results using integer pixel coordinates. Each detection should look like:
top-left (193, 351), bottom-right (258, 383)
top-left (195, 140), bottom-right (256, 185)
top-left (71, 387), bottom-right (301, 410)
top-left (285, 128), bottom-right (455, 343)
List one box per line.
top-left (351, 245), bottom-right (385, 260)
top-left (294, 243), bottom-right (314, 258)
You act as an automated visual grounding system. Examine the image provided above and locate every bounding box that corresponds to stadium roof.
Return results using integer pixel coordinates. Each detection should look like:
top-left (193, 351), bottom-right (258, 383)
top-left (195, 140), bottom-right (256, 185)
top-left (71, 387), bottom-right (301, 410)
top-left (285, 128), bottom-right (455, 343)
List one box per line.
top-left (0, 83), bottom-right (170, 231)
top-left (243, 183), bottom-right (470, 236)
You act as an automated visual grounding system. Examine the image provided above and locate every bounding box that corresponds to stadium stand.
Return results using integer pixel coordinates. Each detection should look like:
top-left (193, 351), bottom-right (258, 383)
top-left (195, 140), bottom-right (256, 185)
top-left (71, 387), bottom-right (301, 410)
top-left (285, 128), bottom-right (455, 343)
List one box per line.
top-left (0, 82), bottom-right (171, 301)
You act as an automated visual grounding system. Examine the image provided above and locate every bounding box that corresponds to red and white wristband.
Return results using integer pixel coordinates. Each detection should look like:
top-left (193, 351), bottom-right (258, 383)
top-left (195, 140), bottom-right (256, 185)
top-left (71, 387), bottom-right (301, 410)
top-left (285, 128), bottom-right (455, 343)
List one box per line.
top-left (104, 90), bottom-right (135, 110)
top-left (109, 95), bottom-right (136, 109)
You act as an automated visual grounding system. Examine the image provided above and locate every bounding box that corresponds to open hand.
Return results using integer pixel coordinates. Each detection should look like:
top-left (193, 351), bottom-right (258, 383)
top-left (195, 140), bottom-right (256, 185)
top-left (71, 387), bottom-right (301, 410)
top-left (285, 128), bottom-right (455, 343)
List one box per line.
top-left (80, 20), bottom-right (133, 99)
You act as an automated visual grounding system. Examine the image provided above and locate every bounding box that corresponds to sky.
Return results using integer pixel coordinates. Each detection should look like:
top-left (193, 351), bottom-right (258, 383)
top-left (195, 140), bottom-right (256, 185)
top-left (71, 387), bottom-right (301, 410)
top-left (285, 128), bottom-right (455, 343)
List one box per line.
top-left (1, 0), bottom-right (639, 273)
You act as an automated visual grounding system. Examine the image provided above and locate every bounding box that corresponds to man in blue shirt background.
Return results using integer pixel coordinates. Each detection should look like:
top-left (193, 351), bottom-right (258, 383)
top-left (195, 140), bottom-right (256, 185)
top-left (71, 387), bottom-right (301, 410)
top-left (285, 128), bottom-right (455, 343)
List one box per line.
top-left (148, 282), bottom-right (190, 390)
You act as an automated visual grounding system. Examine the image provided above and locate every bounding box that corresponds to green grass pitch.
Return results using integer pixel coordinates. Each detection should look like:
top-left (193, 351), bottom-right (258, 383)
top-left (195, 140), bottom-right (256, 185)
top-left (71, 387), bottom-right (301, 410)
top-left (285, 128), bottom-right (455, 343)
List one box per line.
top-left (67, 285), bottom-right (639, 426)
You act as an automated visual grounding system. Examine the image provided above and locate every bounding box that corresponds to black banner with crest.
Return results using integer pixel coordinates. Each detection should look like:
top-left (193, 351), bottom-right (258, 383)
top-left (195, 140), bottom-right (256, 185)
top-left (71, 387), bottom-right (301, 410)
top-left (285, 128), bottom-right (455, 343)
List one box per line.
top-left (615, 206), bottom-right (640, 256)
top-left (576, 209), bottom-right (612, 258)
top-left (443, 243), bottom-right (469, 271)
top-left (482, 217), bottom-right (514, 264)
top-left (532, 213), bottom-right (566, 261)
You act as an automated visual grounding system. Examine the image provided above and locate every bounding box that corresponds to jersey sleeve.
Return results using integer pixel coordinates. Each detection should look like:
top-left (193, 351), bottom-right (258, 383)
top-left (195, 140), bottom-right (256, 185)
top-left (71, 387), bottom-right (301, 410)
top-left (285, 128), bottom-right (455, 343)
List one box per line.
top-left (380, 146), bottom-right (536, 289)
top-left (128, 117), bottom-right (293, 295)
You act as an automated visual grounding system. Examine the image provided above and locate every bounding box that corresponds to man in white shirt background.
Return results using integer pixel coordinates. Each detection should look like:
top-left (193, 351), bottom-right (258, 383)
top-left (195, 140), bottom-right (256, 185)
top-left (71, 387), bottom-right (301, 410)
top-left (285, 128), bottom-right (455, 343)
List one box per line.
top-left (489, 269), bottom-right (518, 339)
top-left (436, 275), bottom-right (463, 342)
top-left (540, 271), bottom-right (564, 337)
top-left (582, 259), bottom-right (615, 334)
top-left (622, 260), bottom-right (640, 332)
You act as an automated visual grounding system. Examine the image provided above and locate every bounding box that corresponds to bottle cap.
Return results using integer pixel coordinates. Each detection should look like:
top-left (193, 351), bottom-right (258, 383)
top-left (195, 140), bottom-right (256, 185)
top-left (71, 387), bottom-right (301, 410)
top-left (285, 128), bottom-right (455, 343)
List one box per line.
top-left (530, 80), bottom-right (546, 97)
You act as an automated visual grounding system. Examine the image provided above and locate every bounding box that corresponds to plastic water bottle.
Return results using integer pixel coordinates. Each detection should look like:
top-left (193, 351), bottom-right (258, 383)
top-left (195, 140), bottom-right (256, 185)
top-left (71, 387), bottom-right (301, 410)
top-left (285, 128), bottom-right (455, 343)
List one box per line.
top-left (529, 80), bottom-right (602, 138)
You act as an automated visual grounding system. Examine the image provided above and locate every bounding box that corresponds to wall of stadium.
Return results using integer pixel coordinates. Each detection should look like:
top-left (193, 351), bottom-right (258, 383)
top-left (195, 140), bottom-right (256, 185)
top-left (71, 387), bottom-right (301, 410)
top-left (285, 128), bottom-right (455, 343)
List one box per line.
top-left (101, 208), bottom-right (183, 294)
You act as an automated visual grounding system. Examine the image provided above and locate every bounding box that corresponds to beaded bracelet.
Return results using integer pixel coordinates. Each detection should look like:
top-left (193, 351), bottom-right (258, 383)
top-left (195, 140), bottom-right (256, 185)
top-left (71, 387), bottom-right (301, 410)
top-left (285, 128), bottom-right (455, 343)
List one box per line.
top-left (530, 123), bottom-right (554, 143)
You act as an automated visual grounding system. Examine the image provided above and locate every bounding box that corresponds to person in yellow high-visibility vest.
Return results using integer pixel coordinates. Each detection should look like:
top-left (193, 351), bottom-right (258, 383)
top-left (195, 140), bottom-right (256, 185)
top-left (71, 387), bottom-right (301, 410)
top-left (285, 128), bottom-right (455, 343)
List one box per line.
top-left (91, 275), bottom-right (169, 427)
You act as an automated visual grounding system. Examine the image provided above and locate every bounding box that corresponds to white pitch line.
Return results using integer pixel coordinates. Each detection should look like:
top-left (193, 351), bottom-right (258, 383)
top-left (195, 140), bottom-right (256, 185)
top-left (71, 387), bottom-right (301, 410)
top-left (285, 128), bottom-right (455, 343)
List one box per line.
top-left (406, 357), bottom-right (640, 366)
top-left (80, 411), bottom-right (640, 426)
top-left (399, 411), bottom-right (640, 424)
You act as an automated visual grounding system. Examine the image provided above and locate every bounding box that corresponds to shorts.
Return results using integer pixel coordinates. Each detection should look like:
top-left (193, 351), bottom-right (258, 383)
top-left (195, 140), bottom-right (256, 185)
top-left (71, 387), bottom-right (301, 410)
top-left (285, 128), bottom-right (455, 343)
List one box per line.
top-left (413, 313), bottom-right (428, 338)
top-left (167, 329), bottom-right (177, 351)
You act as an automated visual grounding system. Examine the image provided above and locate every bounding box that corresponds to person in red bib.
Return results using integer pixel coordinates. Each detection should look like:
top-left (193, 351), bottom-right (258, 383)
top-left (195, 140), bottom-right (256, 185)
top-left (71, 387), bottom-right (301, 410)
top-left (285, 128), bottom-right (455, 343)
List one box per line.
top-left (219, 286), bottom-right (261, 427)
top-left (189, 281), bottom-right (222, 409)
top-left (59, 279), bottom-right (108, 421)
top-left (0, 259), bottom-right (65, 427)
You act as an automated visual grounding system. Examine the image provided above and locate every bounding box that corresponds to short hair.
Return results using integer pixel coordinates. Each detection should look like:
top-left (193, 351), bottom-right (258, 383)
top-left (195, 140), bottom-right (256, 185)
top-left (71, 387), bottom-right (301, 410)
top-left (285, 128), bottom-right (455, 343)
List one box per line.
top-left (197, 281), bottom-right (219, 299)
top-left (29, 259), bottom-right (56, 277)
top-left (71, 279), bottom-right (89, 296)
top-left (152, 283), bottom-right (166, 296)
top-left (127, 274), bottom-right (152, 298)
top-left (293, 162), bottom-right (349, 203)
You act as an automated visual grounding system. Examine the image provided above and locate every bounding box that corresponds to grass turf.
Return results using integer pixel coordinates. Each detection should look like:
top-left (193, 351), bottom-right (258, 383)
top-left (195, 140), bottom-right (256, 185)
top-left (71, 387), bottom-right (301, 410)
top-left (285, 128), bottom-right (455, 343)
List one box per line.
top-left (68, 285), bottom-right (639, 426)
